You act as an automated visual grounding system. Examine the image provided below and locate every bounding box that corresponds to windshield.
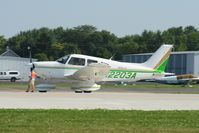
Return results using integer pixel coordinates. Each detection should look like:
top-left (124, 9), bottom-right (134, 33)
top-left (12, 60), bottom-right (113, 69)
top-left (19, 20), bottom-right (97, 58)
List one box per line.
top-left (56, 55), bottom-right (70, 64)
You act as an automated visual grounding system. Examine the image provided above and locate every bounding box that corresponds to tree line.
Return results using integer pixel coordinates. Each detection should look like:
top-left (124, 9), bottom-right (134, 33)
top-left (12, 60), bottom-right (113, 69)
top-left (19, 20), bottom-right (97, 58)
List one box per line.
top-left (0, 25), bottom-right (199, 61)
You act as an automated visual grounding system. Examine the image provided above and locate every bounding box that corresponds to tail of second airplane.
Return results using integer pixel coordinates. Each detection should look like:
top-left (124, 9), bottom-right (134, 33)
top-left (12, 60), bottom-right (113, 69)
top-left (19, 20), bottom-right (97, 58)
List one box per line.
top-left (143, 44), bottom-right (173, 72)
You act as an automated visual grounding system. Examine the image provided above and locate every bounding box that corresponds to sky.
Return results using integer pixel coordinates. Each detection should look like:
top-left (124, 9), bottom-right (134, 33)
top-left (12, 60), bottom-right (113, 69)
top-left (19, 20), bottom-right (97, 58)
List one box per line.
top-left (0, 0), bottom-right (199, 38)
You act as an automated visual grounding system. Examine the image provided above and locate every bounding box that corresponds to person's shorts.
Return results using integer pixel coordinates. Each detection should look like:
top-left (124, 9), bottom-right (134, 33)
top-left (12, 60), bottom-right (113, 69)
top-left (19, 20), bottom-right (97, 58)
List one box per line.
top-left (31, 79), bottom-right (35, 85)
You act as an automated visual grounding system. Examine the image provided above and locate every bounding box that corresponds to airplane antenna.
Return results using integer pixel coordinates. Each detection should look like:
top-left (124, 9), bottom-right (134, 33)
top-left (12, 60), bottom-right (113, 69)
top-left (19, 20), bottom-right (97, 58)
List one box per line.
top-left (109, 54), bottom-right (115, 60)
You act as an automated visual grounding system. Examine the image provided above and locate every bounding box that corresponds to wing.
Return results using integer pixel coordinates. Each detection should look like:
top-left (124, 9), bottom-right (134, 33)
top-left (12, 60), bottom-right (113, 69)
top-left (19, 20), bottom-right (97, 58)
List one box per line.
top-left (67, 63), bottom-right (110, 83)
top-left (65, 63), bottom-right (110, 91)
top-left (177, 74), bottom-right (199, 81)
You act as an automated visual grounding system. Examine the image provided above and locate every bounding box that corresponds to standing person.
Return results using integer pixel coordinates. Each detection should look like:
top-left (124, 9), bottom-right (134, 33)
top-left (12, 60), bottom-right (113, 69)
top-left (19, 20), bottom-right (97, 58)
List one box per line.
top-left (26, 68), bottom-right (37, 92)
top-left (26, 76), bottom-right (31, 92)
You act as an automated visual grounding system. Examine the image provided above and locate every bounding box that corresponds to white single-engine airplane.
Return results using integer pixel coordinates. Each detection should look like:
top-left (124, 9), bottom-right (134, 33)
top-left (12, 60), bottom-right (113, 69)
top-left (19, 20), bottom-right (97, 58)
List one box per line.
top-left (33, 44), bottom-right (173, 92)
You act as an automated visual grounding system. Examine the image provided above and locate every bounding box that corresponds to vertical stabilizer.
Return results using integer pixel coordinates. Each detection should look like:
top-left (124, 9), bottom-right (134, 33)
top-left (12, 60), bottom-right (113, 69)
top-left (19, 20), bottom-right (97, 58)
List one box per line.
top-left (143, 44), bottom-right (173, 72)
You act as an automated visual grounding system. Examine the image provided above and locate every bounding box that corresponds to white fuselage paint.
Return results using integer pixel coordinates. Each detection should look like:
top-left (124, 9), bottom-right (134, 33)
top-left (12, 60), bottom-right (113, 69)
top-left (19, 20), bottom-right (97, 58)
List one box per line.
top-left (33, 54), bottom-right (163, 83)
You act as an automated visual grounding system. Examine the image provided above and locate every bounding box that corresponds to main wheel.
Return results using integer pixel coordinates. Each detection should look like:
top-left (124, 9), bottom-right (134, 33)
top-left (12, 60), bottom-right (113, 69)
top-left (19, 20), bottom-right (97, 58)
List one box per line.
top-left (84, 91), bottom-right (92, 93)
top-left (39, 90), bottom-right (47, 93)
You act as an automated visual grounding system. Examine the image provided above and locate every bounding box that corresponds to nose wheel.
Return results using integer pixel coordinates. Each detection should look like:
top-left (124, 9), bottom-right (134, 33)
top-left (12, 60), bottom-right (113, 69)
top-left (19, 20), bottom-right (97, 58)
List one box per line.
top-left (75, 91), bottom-right (83, 93)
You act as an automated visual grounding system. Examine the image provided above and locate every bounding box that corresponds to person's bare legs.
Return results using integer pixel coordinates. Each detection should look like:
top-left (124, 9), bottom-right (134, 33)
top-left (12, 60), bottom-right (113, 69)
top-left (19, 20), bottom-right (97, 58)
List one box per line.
top-left (26, 80), bottom-right (31, 92)
top-left (30, 79), bottom-right (35, 92)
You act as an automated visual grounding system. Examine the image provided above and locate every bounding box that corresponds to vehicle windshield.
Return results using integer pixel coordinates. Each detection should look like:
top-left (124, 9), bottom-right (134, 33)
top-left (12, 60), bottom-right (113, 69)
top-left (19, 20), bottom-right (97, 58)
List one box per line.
top-left (56, 55), bottom-right (70, 64)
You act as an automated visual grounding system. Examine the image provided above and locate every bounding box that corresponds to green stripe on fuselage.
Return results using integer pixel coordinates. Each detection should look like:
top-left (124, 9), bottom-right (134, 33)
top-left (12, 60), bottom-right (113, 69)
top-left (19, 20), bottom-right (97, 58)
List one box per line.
top-left (36, 66), bottom-right (164, 79)
top-left (36, 66), bottom-right (161, 74)
top-left (110, 69), bottom-right (154, 73)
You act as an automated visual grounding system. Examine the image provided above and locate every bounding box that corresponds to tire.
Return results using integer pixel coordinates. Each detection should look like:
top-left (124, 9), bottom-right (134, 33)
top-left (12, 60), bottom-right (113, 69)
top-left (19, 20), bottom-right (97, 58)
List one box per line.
top-left (84, 91), bottom-right (92, 93)
top-left (39, 90), bottom-right (47, 93)
top-left (11, 77), bottom-right (16, 82)
top-left (75, 91), bottom-right (83, 93)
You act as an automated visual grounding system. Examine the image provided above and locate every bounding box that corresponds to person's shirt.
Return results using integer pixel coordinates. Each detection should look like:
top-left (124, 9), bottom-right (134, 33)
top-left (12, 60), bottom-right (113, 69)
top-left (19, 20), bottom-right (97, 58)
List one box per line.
top-left (31, 71), bottom-right (37, 80)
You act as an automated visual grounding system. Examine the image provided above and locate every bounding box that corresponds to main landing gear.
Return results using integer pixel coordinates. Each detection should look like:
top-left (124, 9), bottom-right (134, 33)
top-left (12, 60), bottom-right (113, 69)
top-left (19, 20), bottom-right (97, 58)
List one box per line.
top-left (75, 90), bottom-right (92, 93)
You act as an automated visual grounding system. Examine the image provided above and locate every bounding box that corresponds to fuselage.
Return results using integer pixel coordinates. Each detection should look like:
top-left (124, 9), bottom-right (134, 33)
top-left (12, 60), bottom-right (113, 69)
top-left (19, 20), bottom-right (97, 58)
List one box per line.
top-left (33, 54), bottom-right (164, 82)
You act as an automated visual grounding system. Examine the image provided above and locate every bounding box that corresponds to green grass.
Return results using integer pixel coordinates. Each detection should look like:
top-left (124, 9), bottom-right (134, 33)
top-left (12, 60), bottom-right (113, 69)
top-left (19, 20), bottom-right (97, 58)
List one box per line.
top-left (1, 82), bottom-right (199, 89)
top-left (0, 82), bottom-right (25, 87)
top-left (0, 109), bottom-right (199, 133)
top-left (102, 83), bottom-right (199, 89)
top-left (1, 82), bottom-right (199, 94)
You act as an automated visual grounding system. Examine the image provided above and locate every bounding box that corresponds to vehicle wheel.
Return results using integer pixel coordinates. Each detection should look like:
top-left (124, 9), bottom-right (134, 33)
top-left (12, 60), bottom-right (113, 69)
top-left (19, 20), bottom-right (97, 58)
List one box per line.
top-left (84, 91), bottom-right (92, 93)
top-left (11, 77), bottom-right (16, 82)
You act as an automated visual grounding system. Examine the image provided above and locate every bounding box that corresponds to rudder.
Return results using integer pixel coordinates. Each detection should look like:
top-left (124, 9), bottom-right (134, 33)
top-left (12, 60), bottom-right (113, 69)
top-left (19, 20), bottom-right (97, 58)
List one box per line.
top-left (143, 44), bottom-right (173, 72)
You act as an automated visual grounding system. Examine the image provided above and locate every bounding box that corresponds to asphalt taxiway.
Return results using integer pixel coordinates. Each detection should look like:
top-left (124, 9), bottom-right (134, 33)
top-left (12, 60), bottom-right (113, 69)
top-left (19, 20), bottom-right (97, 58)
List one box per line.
top-left (1, 91), bottom-right (199, 110)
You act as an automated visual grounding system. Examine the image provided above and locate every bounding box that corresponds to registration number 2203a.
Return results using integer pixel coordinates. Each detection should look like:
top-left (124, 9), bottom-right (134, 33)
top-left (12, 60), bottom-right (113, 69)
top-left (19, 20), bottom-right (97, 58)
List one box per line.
top-left (108, 71), bottom-right (136, 79)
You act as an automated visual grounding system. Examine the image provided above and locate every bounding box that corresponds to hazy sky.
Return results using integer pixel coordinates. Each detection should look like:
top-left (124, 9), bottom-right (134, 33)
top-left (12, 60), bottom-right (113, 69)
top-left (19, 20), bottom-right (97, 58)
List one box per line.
top-left (0, 0), bottom-right (199, 38)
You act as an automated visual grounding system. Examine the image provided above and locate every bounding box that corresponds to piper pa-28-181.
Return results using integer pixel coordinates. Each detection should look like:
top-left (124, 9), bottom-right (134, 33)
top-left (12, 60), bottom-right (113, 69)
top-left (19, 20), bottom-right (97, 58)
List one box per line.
top-left (33, 44), bottom-right (173, 92)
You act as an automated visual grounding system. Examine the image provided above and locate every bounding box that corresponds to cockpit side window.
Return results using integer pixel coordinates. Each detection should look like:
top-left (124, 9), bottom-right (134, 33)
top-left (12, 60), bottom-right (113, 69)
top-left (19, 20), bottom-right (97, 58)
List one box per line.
top-left (87, 59), bottom-right (98, 64)
top-left (68, 57), bottom-right (85, 66)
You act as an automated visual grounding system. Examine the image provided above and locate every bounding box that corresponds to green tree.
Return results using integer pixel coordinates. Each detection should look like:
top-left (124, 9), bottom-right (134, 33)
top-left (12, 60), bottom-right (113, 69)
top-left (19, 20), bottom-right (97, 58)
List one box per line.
top-left (63, 43), bottom-right (80, 55)
top-left (94, 47), bottom-right (112, 59)
top-left (0, 36), bottom-right (7, 53)
top-left (74, 25), bottom-right (97, 33)
top-left (186, 32), bottom-right (199, 50)
top-left (35, 53), bottom-right (48, 61)
top-left (50, 43), bottom-right (65, 60)
top-left (3, 25), bottom-right (199, 61)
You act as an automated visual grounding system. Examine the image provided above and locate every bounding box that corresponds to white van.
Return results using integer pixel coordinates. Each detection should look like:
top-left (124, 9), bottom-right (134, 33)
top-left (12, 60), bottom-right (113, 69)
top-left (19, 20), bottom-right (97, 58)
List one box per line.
top-left (0, 71), bottom-right (21, 82)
